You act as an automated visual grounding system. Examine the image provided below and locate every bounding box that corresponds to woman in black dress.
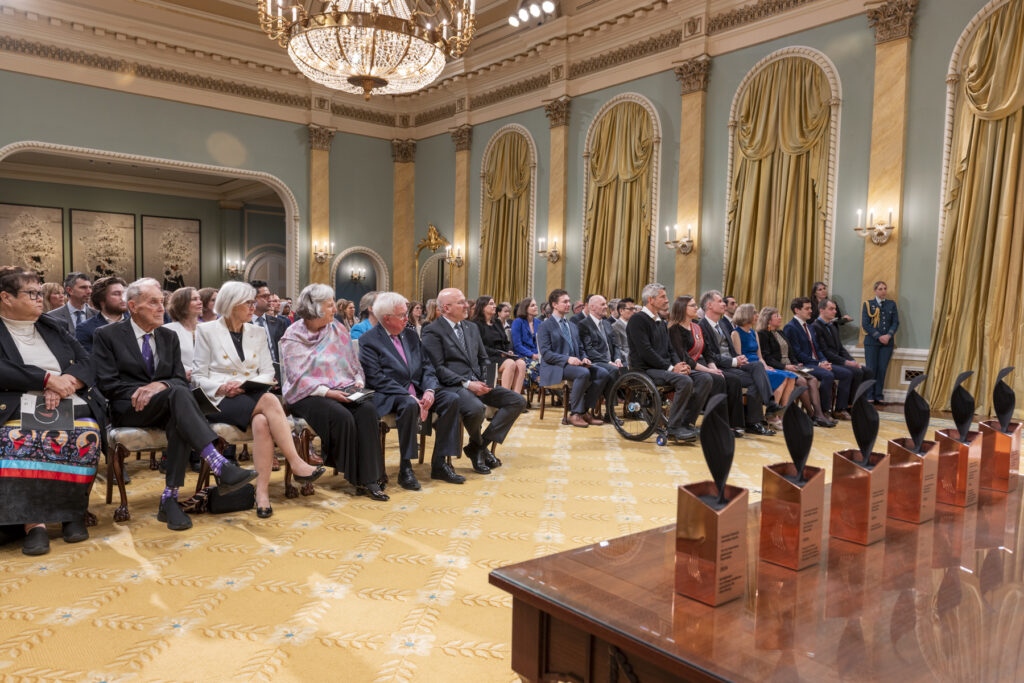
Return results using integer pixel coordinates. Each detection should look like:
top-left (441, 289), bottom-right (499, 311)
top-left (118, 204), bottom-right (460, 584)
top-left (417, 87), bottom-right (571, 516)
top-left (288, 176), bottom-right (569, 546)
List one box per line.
top-left (471, 296), bottom-right (527, 394)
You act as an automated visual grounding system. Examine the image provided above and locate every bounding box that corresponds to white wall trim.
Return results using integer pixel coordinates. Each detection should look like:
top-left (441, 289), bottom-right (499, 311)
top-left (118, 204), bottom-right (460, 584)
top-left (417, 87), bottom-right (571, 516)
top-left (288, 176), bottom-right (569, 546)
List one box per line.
top-left (580, 92), bottom-right (661, 297)
top-left (846, 345), bottom-right (929, 362)
top-left (477, 124), bottom-right (538, 301)
top-left (419, 252), bottom-right (447, 302)
top-left (723, 46), bottom-right (842, 291)
top-left (0, 140), bottom-right (301, 297)
top-left (329, 246), bottom-right (390, 292)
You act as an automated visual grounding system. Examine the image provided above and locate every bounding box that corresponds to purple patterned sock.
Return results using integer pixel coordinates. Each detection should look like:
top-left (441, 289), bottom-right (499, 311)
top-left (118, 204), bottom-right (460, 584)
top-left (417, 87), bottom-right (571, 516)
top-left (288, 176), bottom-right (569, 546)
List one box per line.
top-left (200, 442), bottom-right (228, 476)
top-left (160, 487), bottom-right (178, 504)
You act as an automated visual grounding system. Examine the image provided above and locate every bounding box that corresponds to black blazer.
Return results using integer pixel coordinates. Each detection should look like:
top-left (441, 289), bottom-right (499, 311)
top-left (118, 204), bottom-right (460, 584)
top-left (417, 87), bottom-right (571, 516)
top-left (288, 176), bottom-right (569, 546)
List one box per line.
top-left (811, 319), bottom-right (853, 364)
top-left (697, 316), bottom-right (738, 368)
top-left (421, 317), bottom-right (489, 387)
top-left (758, 329), bottom-right (786, 370)
top-left (93, 319), bottom-right (188, 411)
top-left (578, 316), bottom-right (616, 364)
top-left (668, 323), bottom-right (715, 370)
top-left (358, 323), bottom-right (439, 416)
top-left (625, 311), bottom-right (678, 372)
top-left (473, 318), bottom-right (512, 364)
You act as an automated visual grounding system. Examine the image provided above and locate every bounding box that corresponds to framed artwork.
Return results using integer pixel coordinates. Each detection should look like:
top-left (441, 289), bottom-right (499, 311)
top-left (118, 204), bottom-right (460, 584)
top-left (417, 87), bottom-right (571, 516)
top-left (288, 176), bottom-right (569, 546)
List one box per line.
top-left (0, 203), bottom-right (64, 281)
top-left (70, 209), bottom-right (136, 280)
top-left (142, 215), bottom-right (201, 290)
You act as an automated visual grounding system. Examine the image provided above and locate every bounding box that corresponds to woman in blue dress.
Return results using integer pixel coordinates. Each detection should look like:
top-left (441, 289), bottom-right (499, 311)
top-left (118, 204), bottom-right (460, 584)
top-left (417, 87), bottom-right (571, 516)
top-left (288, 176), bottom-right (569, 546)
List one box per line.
top-left (730, 303), bottom-right (796, 420)
top-left (510, 297), bottom-right (541, 398)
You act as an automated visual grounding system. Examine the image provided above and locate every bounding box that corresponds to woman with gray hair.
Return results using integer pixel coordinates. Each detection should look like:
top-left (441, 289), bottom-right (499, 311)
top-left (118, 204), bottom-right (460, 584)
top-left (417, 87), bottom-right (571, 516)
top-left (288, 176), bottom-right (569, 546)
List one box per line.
top-left (279, 284), bottom-right (387, 501)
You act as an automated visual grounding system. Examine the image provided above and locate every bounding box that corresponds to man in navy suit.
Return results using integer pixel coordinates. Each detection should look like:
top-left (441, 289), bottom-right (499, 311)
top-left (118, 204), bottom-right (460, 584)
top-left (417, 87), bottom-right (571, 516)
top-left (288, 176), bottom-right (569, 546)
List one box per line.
top-left (783, 297), bottom-right (852, 420)
top-left (537, 289), bottom-right (610, 428)
top-left (813, 298), bottom-right (873, 410)
top-left (359, 292), bottom-right (461, 491)
top-left (861, 281), bottom-right (899, 405)
top-left (577, 294), bottom-right (623, 402)
top-left (75, 276), bottom-right (128, 354)
top-left (251, 280), bottom-right (287, 384)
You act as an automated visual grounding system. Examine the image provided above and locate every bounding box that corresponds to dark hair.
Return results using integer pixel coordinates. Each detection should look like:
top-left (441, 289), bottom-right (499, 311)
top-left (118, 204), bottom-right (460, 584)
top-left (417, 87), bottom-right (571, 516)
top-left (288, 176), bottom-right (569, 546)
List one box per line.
top-left (723, 294), bottom-right (736, 304)
top-left (167, 287), bottom-right (197, 322)
top-left (667, 295), bottom-right (694, 327)
top-left (198, 287), bottom-right (218, 311)
top-left (515, 297), bottom-right (535, 319)
top-left (249, 279), bottom-right (268, 292)
top-left (63, 271), bottom-right (89, 291)
top-left (790, 296), bottom-right (812, 313)
top-left (617, 297), bottom-right (635, 313)
top-left (0, 266), bottom-right (39, 297)
top-left (583, 293), bottom-right (598, 305)
top-left (548, 288), bottom-right (569, 307)
top-left (496, 301), bottom-right (511, 316)
top-left (90, 276), bottom-right (127, 310)
top-left (810, 281), bottom-right (827, 300)
top-left (470, 295), bottom-right (493, 324)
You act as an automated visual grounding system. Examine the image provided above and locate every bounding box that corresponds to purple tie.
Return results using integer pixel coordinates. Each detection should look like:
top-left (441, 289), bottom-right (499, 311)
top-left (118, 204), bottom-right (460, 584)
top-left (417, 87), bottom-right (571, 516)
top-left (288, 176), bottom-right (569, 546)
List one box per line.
top-left (141, 333), bottom-right (155, 377)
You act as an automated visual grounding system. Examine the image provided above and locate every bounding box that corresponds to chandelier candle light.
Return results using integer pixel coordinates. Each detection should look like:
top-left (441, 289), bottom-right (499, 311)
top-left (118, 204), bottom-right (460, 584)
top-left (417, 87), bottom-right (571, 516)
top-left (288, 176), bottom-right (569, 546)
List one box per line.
top-left (537, 237), bottom-right (560, 263)
top-left (258, 0), bottom-right (477, 100)
top-left (853, 207), bottom-right (895, 245)
top-left (312, 240), bottom-right (335, 264)
top-left (664, 224), bottom-right (694, 255)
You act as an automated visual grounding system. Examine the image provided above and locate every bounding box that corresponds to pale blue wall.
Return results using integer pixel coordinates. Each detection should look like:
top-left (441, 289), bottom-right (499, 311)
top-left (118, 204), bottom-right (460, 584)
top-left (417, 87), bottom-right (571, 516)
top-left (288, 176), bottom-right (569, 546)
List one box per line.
top-left (329, 131), bottom-right (394, 275)
top-left (413, 132), bottom-right (456, 285)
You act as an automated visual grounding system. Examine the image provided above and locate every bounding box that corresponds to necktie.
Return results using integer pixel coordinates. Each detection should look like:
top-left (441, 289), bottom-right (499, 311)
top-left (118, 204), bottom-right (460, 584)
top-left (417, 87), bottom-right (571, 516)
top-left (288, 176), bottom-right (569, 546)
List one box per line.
top-left (559, 319), bottom-right (576, 356)
top-left (256, 316), bottom-right (278, 362)
top-left (803, 323), bottom-right (818, 361)
top-left (141, 333), bottom-right (155, 377)
top-left (454, 322), bottom-right (468, 354)
top-left (392, 335), bottom-right (416, 396)
top-left (74, 310), bottom-right (84, 329)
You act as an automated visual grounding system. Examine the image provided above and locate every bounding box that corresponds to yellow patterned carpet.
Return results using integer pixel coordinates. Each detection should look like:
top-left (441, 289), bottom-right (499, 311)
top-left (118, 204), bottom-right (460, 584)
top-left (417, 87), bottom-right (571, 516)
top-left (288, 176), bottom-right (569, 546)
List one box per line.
top-left (0, 408), bottom-right (948, 682)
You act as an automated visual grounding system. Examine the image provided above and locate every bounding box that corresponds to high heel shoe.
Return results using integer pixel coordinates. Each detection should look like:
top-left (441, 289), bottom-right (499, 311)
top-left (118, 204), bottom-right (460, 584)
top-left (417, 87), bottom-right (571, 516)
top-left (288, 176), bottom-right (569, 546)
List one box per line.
top-left (293, 466), bottom-right (326, 484)
top-left (256, 506), bottom-right (273, 519)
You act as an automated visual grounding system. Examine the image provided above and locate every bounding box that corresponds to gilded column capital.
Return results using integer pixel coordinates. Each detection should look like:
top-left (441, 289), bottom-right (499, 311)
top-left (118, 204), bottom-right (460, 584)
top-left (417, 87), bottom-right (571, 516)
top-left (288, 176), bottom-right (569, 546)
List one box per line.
top-left (544, 96), bottom-right (572, 128)
top-left (308, 124), bottom-right (336, 151)
top-left (866, 0), bottom-right (918, 44)
top-left (450, 124), bottom-right (473, 152)
top-left (391, 139), bottom-right (417, 163)
top-left (675, 55), bottom-right (711, 95)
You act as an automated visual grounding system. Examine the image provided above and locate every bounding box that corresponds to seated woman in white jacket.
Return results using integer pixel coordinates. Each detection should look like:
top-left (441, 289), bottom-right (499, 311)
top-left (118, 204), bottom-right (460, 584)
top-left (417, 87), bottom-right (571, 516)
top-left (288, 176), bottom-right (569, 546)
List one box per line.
top-left (192, 281), bottom-right (324, 519)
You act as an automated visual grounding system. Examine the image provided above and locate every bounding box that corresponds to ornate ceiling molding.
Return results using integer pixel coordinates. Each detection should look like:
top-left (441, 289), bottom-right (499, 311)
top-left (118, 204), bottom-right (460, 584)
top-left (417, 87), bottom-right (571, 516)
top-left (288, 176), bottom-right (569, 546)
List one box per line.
top-left (330, 102), bottom-right (396, 127)
top-left (308, 125), bottom-right (335, 152)
top-left (675, 54), bottom-right (711, 95)
top-left (415, 103), bottom-right (457, 127)
top-left (544, 96), bottom-right (572, 129)
top-left (708, 0), bottom-right (821, 35)
top-left (866, 0), bottom-right (918, 44)
top-left (469, 73), bottom-right (551, 110)
top-left (391, 139), bottom-right (417, 163)
top-left (451, 125), bottom-right (473, 152)
top-left (568, 29), bottom-right (681, 80)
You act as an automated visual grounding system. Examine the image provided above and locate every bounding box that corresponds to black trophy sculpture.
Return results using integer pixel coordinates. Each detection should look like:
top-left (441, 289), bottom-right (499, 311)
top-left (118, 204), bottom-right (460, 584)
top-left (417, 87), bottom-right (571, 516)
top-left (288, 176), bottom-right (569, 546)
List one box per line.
top-left (850, 380), bottom-right (879, 467)
top-left (904, 373), bottom-right (930, 454)
top-left (782, 385), bottom-right (812, 483)
top-left (993, 366), bottom-right (1015, 434)
top-left (699, 393), bottom-right (734, 508)
top-left (950, 371), bottom-right (975, 443)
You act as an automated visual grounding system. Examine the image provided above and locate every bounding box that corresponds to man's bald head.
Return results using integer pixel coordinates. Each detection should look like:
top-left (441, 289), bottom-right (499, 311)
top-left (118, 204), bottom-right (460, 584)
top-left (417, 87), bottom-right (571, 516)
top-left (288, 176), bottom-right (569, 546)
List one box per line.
top-left (437, 288), bottom-right (468, 322)
top-left (587, 295), bottom-right (607, 318)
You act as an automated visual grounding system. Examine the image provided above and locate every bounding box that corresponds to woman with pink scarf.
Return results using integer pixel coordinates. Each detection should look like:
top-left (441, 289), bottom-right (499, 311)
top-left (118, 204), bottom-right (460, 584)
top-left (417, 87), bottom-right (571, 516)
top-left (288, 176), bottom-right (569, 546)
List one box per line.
top-left (280, 284), bottom-right (387, 501)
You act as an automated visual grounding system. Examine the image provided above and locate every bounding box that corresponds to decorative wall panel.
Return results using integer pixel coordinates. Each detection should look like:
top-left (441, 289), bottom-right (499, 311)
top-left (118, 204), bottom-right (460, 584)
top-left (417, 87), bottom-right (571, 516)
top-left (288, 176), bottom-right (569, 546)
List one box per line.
top-left (70, 209), bottom-right (136, 280)
top-left (142, 215), bottom-right (200, 290)
top-left (0, 203), bottom-right (63, 281)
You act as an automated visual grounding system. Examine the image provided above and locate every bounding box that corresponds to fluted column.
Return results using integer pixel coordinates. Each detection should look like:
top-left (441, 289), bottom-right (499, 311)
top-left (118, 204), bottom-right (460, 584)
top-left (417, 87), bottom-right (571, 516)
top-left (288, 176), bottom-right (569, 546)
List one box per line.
top-left (450, 124), bottom-right (472, 292)
top-left (544, 96), bottom-right (571, 292)
top-left (674, 56), bottom-right (710, 297)
top-left (392, 139), bottom-right (417, 297)
top-left (308, 124), bottom-right (335, 285)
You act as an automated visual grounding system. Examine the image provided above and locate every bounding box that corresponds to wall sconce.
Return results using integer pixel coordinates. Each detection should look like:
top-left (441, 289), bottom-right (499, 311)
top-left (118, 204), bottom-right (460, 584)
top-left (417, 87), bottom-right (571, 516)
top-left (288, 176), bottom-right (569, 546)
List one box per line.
top-left (664, 224), bottom-right (694, 255)
top-left (225, 259), bottom-right (245, 280)
top-left (537, 237), bottom-right (560, 263)
top-left (853, 207), bottom-right (895, 245)
top-left (445, 245), bottom-right (464, 268)
top-left (349, 267), bottom-right (367, 283)
top-left (313, 240), bottom-right (335, 264)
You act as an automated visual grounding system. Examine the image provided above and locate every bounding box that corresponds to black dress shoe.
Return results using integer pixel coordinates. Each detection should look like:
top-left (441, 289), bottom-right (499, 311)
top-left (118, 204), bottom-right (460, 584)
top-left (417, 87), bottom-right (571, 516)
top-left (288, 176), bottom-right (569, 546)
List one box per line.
top-left (873, 400), bottom-right (887, 407)
top-left (61, 518), bottom-right (89, 544)
top-left (157, 498), bottom-right (193, 531)
top-left (256, 506), bottom-right (274, 519)
top-left (357, 483), bottom-right (390, 501)
top-left (216, 462), bottom-right (258, 495)
top-left (813, 417), bottom-right (837, 428)
top-left (482, 450), bottom-right (502, 468)
top-left (294, 466), bottom-right (326, 485)
top-left (766, 401), bottom-right (785, 415)
top-left (668, 426), bottom-right (698, 442)
top-left (398, 465), bottom-right (421, 491)
top-left (732, 428), bottom-right (746, 438)
top-left (746, 422), bottom-right (774, 436)
top-left (22, 527), bottom-right (49, 556)
top-left (462, 445), bottom-right (491, 474)
top-left (431, 462), bottom-right (466, 485)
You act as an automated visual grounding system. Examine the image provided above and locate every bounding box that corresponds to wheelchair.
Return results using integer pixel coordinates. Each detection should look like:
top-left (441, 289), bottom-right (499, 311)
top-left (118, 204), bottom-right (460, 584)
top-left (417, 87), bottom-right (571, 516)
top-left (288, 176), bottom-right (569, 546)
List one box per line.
top-left (606, 371), bottom-right (677, 445)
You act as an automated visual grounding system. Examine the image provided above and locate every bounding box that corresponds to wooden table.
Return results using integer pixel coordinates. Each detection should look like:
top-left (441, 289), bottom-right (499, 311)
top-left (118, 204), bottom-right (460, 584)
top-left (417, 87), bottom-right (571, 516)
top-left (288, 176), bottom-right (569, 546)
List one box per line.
top-left (490, 486), bottom-right (1024, 682)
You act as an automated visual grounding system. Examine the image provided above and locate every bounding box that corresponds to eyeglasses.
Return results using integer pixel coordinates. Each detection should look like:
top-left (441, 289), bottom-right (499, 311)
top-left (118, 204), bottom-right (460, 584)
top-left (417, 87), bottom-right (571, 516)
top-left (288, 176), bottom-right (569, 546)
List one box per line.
top-left (18, 289), bottom-right (43, 300)
top-left (243, 300), bottom-right (256, 308)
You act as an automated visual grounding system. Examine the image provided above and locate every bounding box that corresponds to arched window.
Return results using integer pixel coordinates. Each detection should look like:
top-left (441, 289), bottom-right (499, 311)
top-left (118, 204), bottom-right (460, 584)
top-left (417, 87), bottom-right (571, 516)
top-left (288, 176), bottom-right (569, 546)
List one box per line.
top-left (724, 47), bottom-right (841, 308)
top-left (478, 125), bottom-right (537, 304)
top-left (581, 94), bottom-right (661, 299)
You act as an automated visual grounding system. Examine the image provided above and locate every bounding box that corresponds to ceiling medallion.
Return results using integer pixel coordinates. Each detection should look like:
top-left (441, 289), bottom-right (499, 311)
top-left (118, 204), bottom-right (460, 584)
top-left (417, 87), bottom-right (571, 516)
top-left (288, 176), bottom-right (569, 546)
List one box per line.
top-left (258, 1), bottom-right (476, 100)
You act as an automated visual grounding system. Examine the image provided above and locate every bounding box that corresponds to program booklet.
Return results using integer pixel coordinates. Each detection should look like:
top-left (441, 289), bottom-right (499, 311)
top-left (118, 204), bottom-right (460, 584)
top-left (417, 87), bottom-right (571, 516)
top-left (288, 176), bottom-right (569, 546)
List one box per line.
top-left (21, 394), bottom-right (74, 431)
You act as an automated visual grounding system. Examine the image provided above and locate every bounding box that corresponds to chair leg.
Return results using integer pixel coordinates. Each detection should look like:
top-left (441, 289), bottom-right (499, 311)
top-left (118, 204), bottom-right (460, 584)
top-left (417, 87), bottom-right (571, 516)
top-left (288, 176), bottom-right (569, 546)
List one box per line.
top-left (148, 450), bottom-right (158, 470)
top-left (378, 421), bottom-right (390, 486)
top-left (238, 444), bottom-right (252, 462)
top-left (293, 428), bottom-right (316, 496)
top-left (112, 444), bottom-right (131, 522)
top-left (539, 387), bottom-right (546, 420)
top-left (418, 432), bottom-right (426, 465)
top-left (561, 383), bottom-right (570, 426)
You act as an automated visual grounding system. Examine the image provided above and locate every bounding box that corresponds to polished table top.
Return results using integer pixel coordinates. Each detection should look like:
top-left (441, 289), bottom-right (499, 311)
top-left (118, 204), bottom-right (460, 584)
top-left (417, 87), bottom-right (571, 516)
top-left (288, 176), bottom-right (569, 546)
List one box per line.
top-left (490, 485), bottom-right (1024, 682)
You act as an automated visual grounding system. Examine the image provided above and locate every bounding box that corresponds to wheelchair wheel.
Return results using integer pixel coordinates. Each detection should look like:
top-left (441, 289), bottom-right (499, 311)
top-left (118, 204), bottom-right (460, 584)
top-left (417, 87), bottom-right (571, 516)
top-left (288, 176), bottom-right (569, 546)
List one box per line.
top-left (608, 372), bottom-right (662, 441)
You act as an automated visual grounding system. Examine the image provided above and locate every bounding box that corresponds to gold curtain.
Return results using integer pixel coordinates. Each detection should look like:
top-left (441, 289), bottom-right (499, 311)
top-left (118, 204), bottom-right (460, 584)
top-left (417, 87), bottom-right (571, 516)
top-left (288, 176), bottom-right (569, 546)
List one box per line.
top-left (926, 0), bottom-right (1024, 416)
top-left (583, 101), bottom-right (654, 299)
top-left (724, 57), bottom-right (832, 308)
top-left (480, 130), bottom-right (532, 304)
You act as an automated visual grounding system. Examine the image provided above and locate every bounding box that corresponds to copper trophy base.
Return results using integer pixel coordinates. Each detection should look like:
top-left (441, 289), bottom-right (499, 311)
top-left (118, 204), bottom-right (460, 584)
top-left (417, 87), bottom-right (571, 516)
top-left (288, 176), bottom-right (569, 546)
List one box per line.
top-left (886, 438), bottom-right (939, 524)
top-left (934, 429), bottom-right (981, 507)
top-left (978, 420), bottom-right (1020, 493)
top-left (829, 450), bottom-right (890, 546)
top-left (759, 464), bottom-right (825, 570)
top-left (675, 481), bottom-right (749, 606)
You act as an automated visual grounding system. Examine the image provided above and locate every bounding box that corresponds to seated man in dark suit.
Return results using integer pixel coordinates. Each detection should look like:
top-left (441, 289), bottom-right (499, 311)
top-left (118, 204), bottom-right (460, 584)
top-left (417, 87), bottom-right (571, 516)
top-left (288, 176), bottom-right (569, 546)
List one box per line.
top-left (537, 289), bottom-right (609, 428)
top-left (75, 276), bottom-right (128, 354)
top-left (783, 297), bottom-right (852, 420)
top-left (576, 293), bottom-right (623, 402)
top-left (611, 298), bottom-right (634, 364)
top-left (698, 290), bottom-right (780, 436)
top-left (626, 283), bottom-right (712, 442)
top-left (811, 298), bottom-right (872, 411)
top-left (359, 292), bottom-right (462, 491)
top-left (250, 279), bottom-right (286, 383)
top-left (93, 278), bottom-right (256, 531)
top-left (422, 288), bottom-right (526, 479)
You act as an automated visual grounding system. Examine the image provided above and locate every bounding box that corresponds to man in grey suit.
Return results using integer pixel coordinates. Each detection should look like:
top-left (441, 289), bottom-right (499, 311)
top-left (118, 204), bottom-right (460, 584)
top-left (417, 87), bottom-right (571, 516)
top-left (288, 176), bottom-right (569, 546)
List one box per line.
top-left (44, 272), bottom-right (97, 335)
top-left (576, 294), bottom-right (623, 401)
top-left (610, 298), bottom-right (635, 365)
top-left (422, 288), bottom-right (526, 478)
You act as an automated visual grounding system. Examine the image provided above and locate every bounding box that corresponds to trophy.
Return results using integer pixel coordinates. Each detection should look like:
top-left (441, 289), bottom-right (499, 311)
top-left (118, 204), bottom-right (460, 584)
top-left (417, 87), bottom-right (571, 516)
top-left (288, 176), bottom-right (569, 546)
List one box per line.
top-left (675, 394), bottom-right (749, 606)
top-left (759, 386), bottom-right (825, 570)
top-left (934, 371), bottom-right (981, 507)
top-left (979, 366), bottom-right (1019, 492)
top-left (830, 381), bottom-right (890, 545)
top-left (886, 374), bottom-right (939, 523)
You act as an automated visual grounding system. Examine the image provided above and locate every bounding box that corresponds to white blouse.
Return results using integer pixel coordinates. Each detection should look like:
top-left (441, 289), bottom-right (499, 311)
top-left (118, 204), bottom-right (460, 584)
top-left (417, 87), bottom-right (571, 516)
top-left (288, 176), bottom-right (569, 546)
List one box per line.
top-left (163, 321), bottom-right (197, 372)
top-left (2, 316), bottom-right (85, 405)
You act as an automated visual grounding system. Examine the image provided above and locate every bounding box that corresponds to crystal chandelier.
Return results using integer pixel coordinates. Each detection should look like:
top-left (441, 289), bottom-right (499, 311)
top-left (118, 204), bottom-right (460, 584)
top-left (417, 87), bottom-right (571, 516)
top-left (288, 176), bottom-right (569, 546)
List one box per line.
top-left (257, 1), bottom-right (476, 100)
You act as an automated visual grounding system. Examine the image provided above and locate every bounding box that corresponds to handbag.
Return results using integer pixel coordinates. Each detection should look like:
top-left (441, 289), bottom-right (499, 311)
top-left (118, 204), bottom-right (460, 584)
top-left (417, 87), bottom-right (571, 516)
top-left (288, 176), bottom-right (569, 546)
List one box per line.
top-left (207, 483), bottom-right (256, 514)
